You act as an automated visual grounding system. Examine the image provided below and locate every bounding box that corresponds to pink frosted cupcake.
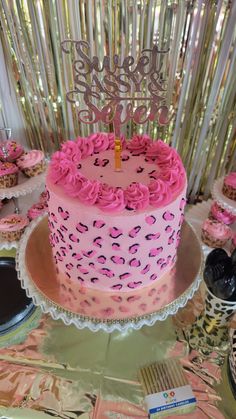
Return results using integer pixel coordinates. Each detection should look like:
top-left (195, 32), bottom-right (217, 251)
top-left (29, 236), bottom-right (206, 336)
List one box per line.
top-left (222, 172), bottom-right (236, 201)
top-left (0, 161), bottom-right (19, 188)
top-left (201, 218), bottom-right (232, 248)
top-left (27, 202), bottom-right (47, 221)
top-left (209, 201), bottom-right (236, 225)
top-left (17, 150), bottom-right (46, 177)
top-left (0, 141), bottom-right (24, 162)
top-left (0, 214), bottom-right (29, 241)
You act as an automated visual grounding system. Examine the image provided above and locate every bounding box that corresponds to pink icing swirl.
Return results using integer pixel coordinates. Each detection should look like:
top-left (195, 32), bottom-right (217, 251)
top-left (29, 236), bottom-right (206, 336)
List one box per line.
top-left (27, 203), bottom-right (47, 220)
top-left (77, 179), bottom-right (101, 205)
top-left (148, 179), bottom-right (172, 207)
top-left (202, 218), bottom-right (232, 240)
top-left (0, 214), bottom-right (29, 231)
top-left (88, 133), bottom-right (110, 153)
top-left (76, 137), bottom-right (94, 158)
top-left (96, 184), bottom-right (125, 212)
top-left (158, 164), bottom-right (185, 194)
top-left (63, 172), bottom-right (87, 198)
top-left (154, 140), bottom-right (177, 166)
top-left (210, 201), bottom-right (236, 225)
top-left (0, 161), bottom-right (18, 175)
top-left (0, 141), bottom-right (24, 162)
top-left (224, 172), bottom-right (236, 188)
top-left (17, 150), bottom-right (44, 169)
top-left (124, 182), bottom-right (149, 210)
top-left (127, 134), bottom-right (151, 155)
top-left (49, 151), bottom-right (73, 184)
top-left (61, 141), bottom-right (82, 162)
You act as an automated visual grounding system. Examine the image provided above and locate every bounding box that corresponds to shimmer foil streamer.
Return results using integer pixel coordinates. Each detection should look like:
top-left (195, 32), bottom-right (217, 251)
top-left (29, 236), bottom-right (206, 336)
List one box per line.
top-left (0, 0), bottom-right (235, 201)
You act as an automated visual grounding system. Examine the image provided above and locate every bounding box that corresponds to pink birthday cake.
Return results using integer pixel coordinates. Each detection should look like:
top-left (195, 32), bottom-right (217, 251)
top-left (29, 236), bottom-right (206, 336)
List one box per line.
top-left (46, 133), bottom-right (187, 297)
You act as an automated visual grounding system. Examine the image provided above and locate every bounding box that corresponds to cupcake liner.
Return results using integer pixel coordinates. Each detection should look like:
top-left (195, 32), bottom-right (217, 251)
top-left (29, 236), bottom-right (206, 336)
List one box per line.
top-left (201, 230), bottom-right (228, 248)
top-left (22, 160), bottom-right (46, 178)
top-left (0, 173), bottom-right (18, 189)
top-left (222, 183), bottom-right (236, 201)
top-left (0, 226), bottom-right (26, 242)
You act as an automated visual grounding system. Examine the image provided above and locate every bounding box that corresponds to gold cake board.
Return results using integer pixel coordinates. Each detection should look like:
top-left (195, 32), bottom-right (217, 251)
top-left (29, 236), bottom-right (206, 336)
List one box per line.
top-left (16, 215), bottom-right (203, 332)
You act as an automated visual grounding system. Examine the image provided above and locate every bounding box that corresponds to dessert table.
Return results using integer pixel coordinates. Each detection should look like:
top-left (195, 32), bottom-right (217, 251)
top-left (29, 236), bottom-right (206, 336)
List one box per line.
top-left (0, 266), bottom-right (235, 419)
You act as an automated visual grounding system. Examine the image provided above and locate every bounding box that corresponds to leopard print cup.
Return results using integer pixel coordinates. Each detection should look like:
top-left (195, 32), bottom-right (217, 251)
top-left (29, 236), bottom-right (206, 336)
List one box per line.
top-left (22, 160), bottom-right (46, 177)
top-left (222, 183), bottom-right (236, 201)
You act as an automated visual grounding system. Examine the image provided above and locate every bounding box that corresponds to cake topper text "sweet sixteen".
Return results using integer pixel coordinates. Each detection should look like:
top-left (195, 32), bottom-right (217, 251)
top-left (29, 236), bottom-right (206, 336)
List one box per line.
top-left (61, 40), bottom-right (170, 136)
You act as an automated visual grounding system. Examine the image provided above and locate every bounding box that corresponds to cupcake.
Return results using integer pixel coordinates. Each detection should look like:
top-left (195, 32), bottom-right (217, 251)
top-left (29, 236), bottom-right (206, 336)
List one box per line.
top-left (0, 161), bottom-right (19, 188)
top-left (27, 202), bottom-right (47, 221)
top-left (0, 214), bottom-right (29, 241)
top-left (222, 172), bottom-right (236, 201)
top-left (209, 201), bottom-right (236, 225)
top-left (0, 140), bottom-right (24, 162)
top-left (201, 218), bottom-right (232, 248)
top-left (16, 150), bottom-right (46, 177)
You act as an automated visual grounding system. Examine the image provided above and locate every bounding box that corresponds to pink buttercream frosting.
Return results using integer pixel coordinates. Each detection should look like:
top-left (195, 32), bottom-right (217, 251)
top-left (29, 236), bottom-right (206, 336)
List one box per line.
top-left (27, 203), bottom-right (47, 220)
top-left (202, 218), bottom-right (232, 240)
top-left (48, 134), bottom-right (186, 213)
top-left (88, 133), bottom-right (110, 153)
top-left (127, 134), bottom-right (152, 155)
top-left (17, 150), bottom-right (44, 169)
top-left (61, 141), bottom-right (82, 162)
top-left (224, 172), bottom-right (236, 188)
top-left (75, 137), bottom-right (94, 158)
top-left (124, 182), bottom-right (149, 210)
top-left (97, 184), bottom-right (125, 212)
top-left (148, 179), bottom-right (171, 207)
top-left (0, 214), bottom-right (29, 232)
top-left (0, 161), bottom-right (18, 175)
top-left (210, 201), bottom-right (236, 225)
top-left (0, 141), bottom-right (24, 162)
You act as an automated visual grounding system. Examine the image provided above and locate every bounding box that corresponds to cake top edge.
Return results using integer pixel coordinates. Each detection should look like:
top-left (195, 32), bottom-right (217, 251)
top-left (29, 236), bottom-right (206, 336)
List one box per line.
top-left (47, 133), bottom-right (187, 214)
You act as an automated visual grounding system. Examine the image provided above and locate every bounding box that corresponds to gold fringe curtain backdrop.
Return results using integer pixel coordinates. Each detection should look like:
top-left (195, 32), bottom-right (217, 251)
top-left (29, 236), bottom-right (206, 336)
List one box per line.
top-left (0, 0), bottom-right (235, 201)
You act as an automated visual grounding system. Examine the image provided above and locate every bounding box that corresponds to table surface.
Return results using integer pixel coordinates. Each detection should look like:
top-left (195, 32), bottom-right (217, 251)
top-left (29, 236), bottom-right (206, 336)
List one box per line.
top-left (0, 284), bottom-right (235, 419)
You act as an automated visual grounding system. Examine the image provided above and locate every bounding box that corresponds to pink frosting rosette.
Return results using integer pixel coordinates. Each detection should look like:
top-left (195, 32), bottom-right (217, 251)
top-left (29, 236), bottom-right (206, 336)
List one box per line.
top-left (77, 179), bottom-right (101, 205)
top-left (148, 179), bottom-right (171, 207)
top-left (88, 132), bottom-right (110, 153)
top-left (96, 184), bottom-right (125, 212)
top-left (0, 214), bottom-right (29, 231)
top-left (63, 172), bottom-right (87, 198)
top-left (107, 133), bottom-right (127, 150)
top-left (202, 218), bottom-right (232, 240)
top-left (27, 203), bottom-right (47, 220)
top-left (76, 136), bottom-right (94, 158)
top-left (127, 134), bottom-right (152, 155)
top-left (158, 165), bottom-right (185, 194)
top-left (49, 151), bottom-right (73, 185)
top-left (210, 201), bottom-right (236, 225)
top-left (224, 172), bottom-right (236, 187)
top-left (61, 141), bottom-right (82, 162)
top-left (124, 182), bottom-right (149, 210)
top-left (0, 161), bottom-right (18, 175)
top-left (153, 140), bottom-right (177, 166)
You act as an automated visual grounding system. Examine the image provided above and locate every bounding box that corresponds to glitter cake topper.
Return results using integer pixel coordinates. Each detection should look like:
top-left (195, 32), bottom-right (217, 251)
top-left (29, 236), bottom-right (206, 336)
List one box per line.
top-left (61, 40), bottom-right (170, 169)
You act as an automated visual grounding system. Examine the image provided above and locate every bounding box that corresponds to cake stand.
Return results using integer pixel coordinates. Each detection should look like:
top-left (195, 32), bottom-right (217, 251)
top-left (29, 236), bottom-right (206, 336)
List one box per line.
top-left (16, 214), bottom-right (203, 332)
top-left (186, 199), bottom-right (236, 259)
top-left (0, 171), bottom-right (46, 250)
top-left (212, 177), bottom-right (236, 216)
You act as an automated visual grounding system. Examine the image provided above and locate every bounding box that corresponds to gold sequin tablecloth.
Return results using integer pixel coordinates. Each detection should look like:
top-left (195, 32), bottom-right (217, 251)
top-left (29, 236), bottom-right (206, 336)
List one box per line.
top-left (0, 273), bottom-right (235, 419)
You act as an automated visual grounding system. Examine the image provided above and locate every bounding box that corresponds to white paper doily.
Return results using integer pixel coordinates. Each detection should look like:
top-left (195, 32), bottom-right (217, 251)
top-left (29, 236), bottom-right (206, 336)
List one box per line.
top-left (212, 177), bottom-right (236, 216)
top-left (0, 170), bottom-right (46, 200)
top-left (186, 199), bottom-right (236, 259)
top-left (16, 215), bottom-right (203, 333)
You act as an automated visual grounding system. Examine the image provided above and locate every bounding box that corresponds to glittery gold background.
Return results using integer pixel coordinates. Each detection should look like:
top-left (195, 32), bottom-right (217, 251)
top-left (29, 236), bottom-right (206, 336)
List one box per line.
top-left (0, 0), bottom-right (235, 202)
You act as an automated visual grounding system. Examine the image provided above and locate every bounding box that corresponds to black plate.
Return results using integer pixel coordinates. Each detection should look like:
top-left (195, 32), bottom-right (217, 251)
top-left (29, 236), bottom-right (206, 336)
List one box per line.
top-left (0, 257), bottom-right (35, 335)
